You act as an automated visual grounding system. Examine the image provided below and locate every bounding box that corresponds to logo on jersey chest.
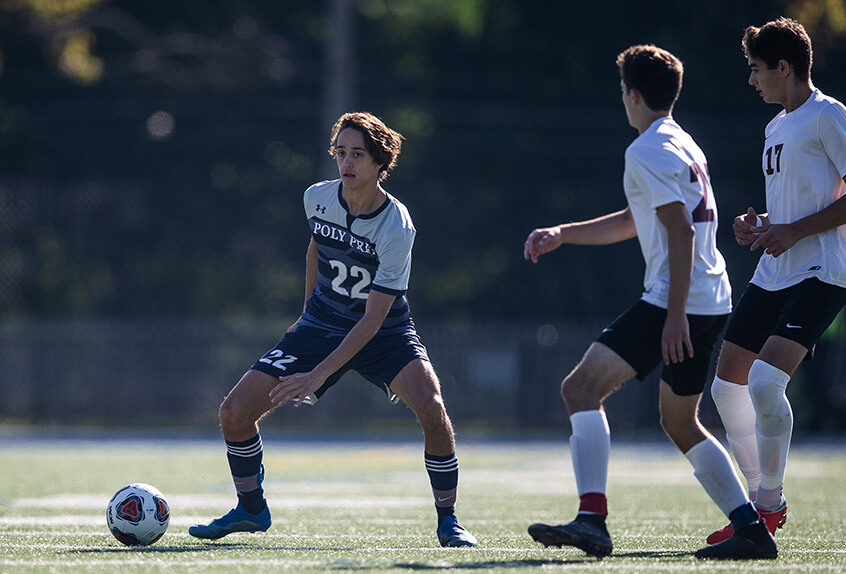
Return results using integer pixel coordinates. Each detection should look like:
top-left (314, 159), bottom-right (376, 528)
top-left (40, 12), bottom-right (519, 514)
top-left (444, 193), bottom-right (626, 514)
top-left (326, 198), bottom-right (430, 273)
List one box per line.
top-left (312, 219), bottom-right (376, 256)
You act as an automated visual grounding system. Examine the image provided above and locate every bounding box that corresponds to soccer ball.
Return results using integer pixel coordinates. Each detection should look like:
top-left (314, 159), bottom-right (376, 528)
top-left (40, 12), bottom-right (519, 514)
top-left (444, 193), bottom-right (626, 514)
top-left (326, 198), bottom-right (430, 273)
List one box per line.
top-left (106, 483), bottom-right (170, 546)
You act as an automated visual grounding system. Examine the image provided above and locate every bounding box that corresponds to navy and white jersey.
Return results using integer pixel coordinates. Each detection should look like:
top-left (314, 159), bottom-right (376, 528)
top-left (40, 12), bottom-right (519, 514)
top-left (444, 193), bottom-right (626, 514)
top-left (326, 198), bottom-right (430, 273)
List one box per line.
top-left (752, 89), bottom-right (846, 290)
top-left (623, 117), bottom-right (732, 315)
top-left (300, 179), bottom-right (416, 333)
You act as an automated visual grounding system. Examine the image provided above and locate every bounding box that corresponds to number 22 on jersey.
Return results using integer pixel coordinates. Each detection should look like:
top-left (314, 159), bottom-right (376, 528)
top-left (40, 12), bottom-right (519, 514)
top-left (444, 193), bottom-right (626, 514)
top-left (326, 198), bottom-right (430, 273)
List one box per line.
top-left (329, 260), bottom-right (372, 300)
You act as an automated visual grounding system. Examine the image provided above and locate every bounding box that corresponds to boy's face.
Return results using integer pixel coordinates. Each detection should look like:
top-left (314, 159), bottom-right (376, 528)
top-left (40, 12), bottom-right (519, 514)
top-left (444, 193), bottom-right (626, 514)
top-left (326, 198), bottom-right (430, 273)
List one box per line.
top-left (748, 56), bottom-right (786, 105)
top-left (334, 128), bottom-right (382, 189)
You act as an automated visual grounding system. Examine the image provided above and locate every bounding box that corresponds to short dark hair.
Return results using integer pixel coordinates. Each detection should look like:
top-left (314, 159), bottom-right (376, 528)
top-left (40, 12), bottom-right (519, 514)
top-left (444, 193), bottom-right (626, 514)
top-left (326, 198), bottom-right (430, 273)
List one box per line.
top-left (616, 45), bottom-right (683, 111)
top-left (742, 17), bottom-right (812, 82)
top-left (328, 112), bottom-right (403, 181)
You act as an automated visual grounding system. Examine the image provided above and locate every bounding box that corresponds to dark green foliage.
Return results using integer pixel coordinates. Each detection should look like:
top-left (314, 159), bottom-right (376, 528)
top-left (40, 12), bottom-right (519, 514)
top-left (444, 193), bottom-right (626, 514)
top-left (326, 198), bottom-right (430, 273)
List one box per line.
top-left (1, 1), bottom-right (845, 321)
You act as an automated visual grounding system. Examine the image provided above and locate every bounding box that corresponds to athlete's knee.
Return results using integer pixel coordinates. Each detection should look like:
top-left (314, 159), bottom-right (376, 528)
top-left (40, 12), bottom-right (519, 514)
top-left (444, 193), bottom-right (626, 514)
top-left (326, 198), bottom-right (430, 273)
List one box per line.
top-left (560, 370), bottom-right (596, 410)
top-left (747, 360), bottom-right (792, 433)
top-left (559, 376), bottom-right (572, 405)
top-left (747, 360), bottom-right (790, 413)
top-left (660, 409), bottom-right (705, 452)
top-left (219, 395), bottom-right (252, 432)
top-left (414, 394), bottom-right (449, 431)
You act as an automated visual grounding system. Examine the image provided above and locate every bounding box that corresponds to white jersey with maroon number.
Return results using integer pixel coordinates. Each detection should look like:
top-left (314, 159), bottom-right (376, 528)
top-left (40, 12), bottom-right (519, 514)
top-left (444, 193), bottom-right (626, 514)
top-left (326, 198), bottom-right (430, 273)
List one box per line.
top-left (623, 116), bottom-right (732, 315)
top-left (752, 89), bottom-right (846, 290)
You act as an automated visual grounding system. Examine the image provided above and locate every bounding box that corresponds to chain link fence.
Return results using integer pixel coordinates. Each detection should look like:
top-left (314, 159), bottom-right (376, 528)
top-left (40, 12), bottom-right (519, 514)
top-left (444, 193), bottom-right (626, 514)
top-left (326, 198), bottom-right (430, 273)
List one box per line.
top-left (2, 318), bottom-right (842, 435)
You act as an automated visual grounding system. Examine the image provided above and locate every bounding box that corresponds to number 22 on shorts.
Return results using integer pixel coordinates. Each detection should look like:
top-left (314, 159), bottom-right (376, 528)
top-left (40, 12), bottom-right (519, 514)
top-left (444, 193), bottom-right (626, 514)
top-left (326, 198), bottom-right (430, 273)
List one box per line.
top-left (258, 350), bottom-right (297, 370)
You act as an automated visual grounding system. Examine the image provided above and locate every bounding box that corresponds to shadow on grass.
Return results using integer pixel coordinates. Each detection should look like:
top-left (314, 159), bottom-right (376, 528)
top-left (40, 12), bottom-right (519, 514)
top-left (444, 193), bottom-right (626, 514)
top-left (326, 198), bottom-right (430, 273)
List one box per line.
top-left (384, 550), bottom-right (691, 570)
top-left (388, 560), bottom-right (576, 570)
top-left (382, 550), bottom-right (693, 570)
top-left (66, 545), bottom-right (693, 568)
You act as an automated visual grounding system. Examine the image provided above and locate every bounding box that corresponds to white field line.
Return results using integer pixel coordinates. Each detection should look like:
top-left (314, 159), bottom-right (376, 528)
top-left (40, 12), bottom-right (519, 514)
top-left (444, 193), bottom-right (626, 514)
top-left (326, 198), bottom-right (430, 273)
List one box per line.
top-left (0, 515), bottom-right (720, 528)
top-left (2, 517), bottom-right (519, 527)
top-left (10, 493), bottom-right (431, 510)
top-left (0, 529), bottom-right (701, 539)
top-left (1, 515), bottom-right (425, 527)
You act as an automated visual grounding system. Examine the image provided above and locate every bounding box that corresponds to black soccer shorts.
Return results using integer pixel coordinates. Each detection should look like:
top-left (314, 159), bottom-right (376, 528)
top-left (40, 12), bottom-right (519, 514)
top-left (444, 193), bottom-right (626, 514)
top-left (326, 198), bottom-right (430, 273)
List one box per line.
top-left (596, 300), bottom-right (729, 396)
top-left (723, 277), bottom-right (846, 359)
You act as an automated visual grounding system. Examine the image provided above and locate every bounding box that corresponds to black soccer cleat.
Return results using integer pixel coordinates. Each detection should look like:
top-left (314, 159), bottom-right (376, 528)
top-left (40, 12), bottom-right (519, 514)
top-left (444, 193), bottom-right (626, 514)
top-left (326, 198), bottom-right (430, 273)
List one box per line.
top-left (695, 520), bottom-right (777, 560)
top-left (528, 516), bottom-right (613, 559)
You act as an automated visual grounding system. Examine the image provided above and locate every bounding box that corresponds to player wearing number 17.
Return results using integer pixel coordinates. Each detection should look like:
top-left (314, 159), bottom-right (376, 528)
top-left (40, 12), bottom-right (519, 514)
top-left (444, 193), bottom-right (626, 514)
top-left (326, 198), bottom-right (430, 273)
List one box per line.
top-left (524, 45), bottom-right (775, 560)
top-left (188, 112), bottom-right (477, 547)
top-left (701, 17), bottom-right (846, 558)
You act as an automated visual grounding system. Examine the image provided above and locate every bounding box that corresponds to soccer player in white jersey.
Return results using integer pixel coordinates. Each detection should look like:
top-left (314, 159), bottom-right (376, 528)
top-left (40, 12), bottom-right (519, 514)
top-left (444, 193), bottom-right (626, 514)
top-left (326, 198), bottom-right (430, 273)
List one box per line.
top-left (189, 112), bottom-right (477, 548)
top-left (523, 45), bottom-right (776, 560)
top-left (703, 17), bottom-right (846, 556)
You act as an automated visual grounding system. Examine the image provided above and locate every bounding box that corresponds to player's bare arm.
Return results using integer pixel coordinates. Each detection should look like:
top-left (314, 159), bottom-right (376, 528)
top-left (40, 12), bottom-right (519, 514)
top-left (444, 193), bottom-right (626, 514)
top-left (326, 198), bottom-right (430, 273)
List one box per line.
top-left (269, 289), bottom-right (396, 407)
top-left (304, 238), bottom-right (318, 305)
top-left (287, 238), bottom-right (319, 333)
top-left (749, 189), bottom-right (846, 257)
top-left (523, 207), bottom-right (636, 263)
top-left (655, 202), bottom-right (694, 364)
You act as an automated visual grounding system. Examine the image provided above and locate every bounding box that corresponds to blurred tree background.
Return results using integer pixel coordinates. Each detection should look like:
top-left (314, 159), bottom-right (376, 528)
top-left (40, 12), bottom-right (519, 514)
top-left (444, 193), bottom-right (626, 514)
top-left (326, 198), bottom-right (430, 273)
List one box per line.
top-left (2, 0), bottom-right (846, 322)
top-left (0, 1), bottom-right (844, 430)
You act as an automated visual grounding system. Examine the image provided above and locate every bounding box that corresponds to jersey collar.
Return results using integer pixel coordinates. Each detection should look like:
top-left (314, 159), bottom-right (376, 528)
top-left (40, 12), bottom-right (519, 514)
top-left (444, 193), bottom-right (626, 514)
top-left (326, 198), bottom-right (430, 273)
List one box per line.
top-left (336, 181), bottom-right (391, 227)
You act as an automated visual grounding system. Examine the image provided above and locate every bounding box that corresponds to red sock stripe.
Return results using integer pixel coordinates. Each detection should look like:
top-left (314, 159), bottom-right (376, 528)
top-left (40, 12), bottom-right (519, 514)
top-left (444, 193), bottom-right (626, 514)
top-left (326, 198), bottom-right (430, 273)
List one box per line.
top-left (578, 492), bottom-right (608, 516)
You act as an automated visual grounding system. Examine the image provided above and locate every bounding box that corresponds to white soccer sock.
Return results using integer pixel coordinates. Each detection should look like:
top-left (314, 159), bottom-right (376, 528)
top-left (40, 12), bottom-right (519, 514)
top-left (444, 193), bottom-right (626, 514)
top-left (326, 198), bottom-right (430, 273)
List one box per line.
top-left (685, 436), bottom-right (751, 517)
top-left (569, 410), bottom-right (610, 497)
top-left (710, 376), bottom-right (761, 495)
top-left (747, 359), bottom-right (792, 497)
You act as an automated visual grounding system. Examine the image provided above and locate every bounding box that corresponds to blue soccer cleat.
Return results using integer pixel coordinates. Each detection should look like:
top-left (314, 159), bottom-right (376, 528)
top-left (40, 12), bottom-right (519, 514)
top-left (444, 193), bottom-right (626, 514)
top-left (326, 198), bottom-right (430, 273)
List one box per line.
top-left (188, 502), bottom-right (272, 540)
top-left (437, 514), bottom-right (478, 547)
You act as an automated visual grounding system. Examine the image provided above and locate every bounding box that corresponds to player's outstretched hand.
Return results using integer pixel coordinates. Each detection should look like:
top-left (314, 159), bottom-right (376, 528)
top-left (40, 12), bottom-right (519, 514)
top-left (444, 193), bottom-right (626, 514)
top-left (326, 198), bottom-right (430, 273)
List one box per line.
top-left (661, 314), bottom-right (693, 365)
top-left (269, 371), bottom-right (325, 407)
top-left (523, 226), bottom-right (562, 263)
top-left (733, 207), bottom-right (769, 246)
top-left (749, 222), bottom-right (799, 258)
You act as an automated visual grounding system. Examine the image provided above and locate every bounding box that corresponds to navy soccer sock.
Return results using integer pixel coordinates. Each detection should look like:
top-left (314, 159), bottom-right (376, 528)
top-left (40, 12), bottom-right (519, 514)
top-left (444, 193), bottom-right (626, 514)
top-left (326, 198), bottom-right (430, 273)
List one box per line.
top-left (729, 501), bottom-right (760, 532)
top-left (425, 452), bottom-right (458, 520)
top-left (226, 434), bottom-right (266, 515)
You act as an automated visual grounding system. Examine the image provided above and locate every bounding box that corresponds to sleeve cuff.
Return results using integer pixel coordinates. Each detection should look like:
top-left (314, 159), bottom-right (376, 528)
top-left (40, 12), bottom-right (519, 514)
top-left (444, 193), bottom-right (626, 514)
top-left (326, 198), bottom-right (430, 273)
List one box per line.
top-left (371, 284), bottom-right (406, 296)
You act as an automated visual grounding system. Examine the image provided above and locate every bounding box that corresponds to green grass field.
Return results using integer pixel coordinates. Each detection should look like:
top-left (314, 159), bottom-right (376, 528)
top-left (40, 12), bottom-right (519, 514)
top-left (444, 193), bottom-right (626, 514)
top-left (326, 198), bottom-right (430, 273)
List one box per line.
top-left (0, 435), bottom-right (844, 573)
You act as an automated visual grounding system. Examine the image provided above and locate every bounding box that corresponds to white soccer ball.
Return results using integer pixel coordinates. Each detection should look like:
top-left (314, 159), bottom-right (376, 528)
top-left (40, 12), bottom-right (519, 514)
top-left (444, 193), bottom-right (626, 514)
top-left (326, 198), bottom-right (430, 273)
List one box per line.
top-left (106, 483), bottom-right (170, 546)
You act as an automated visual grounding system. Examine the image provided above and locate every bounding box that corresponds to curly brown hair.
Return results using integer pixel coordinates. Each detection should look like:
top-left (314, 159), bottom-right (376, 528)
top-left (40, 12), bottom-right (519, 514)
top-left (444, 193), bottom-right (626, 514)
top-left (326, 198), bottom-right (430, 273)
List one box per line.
top-left (328, 112), bottom-right (404, 181)
top-left (742, 17), bottom-right (812, 82)
top-left (616, 45), bottom-right (684, 111)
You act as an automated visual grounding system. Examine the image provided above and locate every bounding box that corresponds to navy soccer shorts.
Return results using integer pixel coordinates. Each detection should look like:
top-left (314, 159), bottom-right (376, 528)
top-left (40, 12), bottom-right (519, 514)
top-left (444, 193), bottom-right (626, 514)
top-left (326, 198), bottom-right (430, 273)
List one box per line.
top-left (596, 300), bottom-right (729, 396)
top-left (250, 323), bottom-right (430, 403)
top-left (723, 277), bottom-right (846, 359)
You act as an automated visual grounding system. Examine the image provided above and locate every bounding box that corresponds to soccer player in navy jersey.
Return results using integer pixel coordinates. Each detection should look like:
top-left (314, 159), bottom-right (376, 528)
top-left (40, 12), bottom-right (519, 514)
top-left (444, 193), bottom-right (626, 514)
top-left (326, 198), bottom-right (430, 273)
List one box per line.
top-left (189, 112), bottom-right (477, 548)
top-left (523, 45), bottom-right (776, 560)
